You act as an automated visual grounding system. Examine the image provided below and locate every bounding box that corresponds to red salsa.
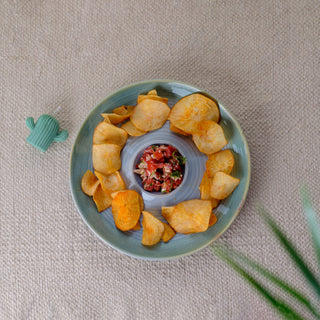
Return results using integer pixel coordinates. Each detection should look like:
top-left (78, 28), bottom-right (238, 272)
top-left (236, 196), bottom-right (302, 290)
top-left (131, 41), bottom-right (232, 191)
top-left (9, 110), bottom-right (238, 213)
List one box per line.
top-left (134, 144), bottom-right (186, 193)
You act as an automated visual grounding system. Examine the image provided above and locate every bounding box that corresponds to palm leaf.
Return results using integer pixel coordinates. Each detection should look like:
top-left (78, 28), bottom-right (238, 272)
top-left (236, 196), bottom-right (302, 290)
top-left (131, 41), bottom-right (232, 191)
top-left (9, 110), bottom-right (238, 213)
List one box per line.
top-left (259, 207), bottom-right (320, 298)
top-left (300, 186), bottom-right (320, 271)
top-left (212, 246), bottom-right (306, 320)
top-left (215, 244), bottom-right (320, 319)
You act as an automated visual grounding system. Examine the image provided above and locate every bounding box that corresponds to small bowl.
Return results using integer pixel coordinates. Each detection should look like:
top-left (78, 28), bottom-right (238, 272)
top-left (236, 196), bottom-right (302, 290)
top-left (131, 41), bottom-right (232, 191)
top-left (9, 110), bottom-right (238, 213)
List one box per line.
top-left (69, 80), bottom-right (251, 260)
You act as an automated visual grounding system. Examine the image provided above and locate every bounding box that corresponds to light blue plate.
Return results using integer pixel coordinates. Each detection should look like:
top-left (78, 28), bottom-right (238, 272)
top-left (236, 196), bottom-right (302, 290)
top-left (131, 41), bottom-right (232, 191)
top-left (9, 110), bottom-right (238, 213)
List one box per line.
top-left (69, 80), bottom-right (251, 260)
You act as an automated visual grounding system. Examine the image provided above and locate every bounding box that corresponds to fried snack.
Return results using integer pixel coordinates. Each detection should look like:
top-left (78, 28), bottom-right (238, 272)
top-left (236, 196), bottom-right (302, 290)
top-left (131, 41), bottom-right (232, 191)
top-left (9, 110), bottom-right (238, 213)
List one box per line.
top-left (210, 172), bottom-right (240, 200)
top-left (137, 90), bottom-right (169, 104)
top-left (169, 123), bottom-right (190, 136)
top-left (130, 99), bottom-right (170, 132)
top-left (169, 93), bottom-right (220, 134)
top-left (141, 211), bottom-right (165, 246)
top-left (208, 213), bottom-right (218, 227)
top-left (162, 223), bottom-right (176, 242)
top-left (192, 120), bottom-right (227, 155)
top-left (111, 190), bottom-right (142, 231)
top-left (121, 120), bottom-right (147, 136)
top-left (199, 171), bottom-right (219, 209)
top-left (132, 221), bottom-right (141, 230)
top-left (93, 122), bottom-right (127, 147)
top-left (92, 144), bottom-right (121, 175)
top-left (101, 111), bottom-right (133, 124)
top-left (162, 199), bottom-right (212, 234)
top-left (93, 184), bottom-right (112, 212)
top-left (81, 170), bottom-right (100, 196)
top-left (94, 171), bottom-right (125, 194)
top-left (112, 105), bottom-right (134, 115)
top-left (206, 149), bottom-right (235, 177)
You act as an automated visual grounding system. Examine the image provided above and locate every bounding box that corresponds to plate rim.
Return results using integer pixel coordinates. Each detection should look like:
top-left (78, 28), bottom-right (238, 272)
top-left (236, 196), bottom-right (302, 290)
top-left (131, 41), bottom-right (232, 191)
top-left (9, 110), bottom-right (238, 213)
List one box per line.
top-left (69, 79), bottom-right (251, 260)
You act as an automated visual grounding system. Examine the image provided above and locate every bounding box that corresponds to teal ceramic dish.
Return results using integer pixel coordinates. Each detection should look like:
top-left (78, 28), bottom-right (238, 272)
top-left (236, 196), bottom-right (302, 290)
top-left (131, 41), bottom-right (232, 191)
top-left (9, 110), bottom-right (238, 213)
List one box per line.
top-left (69, 80), bottom-right (251, 260)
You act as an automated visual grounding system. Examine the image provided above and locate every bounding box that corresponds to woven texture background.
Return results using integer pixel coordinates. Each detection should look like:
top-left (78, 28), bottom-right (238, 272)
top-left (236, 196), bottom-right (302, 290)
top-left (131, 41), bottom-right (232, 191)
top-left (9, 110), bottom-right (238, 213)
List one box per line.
top-left (1, 1), bottom-right (319, 319)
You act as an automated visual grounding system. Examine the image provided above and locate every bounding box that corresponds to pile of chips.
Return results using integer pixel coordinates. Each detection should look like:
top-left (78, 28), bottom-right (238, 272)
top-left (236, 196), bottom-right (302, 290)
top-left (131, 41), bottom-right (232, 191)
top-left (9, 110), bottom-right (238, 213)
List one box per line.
top-left (81, 90), bottom-right (240, 246)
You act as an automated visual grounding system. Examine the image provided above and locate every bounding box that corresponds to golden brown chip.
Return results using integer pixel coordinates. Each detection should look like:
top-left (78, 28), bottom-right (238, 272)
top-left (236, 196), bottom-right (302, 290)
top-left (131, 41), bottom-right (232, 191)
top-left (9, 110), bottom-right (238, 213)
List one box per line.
top-left (102, 115), bottom-right (111, 124)
top-left (192, 120), bottom-right (227, 154)
top-left (199, 171), bottom-right (220, 209)
top-left (169, 123), bottom-right (190, 136)
top-left (121, 120), bottom-right (147, 136)
top-left (161, 206), bottom-right (174, 217)
top-left (137, 94), bottom-right (169, 104)
top-left (81, 170), bottom-right (100, 196)
top-left (206, 149), bottom-right (235, 177)
top-left (93, 184), bottom-right (113, 212)
top-left (169, 93), bottom-right (220, 134)
top-left (162, 200), bottom-right (212, 234)
top-left (210, 198), bottom-right (220, 209)
top-left (130, 99), bottom-right (170, 132)
top-left (111, 190), bottom-right (142, 231)
top-left (94, 171), bottom-right (125, 194)
top-left (208, 213), bottom-right (218, 227)
top-left (93, 121), bottom-right (127, 147)
top-left (162, 223), bottom-right (176, 242)
top-left (92, 144), bottom-right (121, 175)
top-left (101, 111), bottom-right (133, 124)
top-left (132, 221), bottom-right (141, 230)
top-left (147, 89), bottom-right (157, 96)
top-left (141, 211), bottom-right (165, 246)
top-left (210, 172), bottom-right (240, 200)
top-left (113, 105), bottom-right (135, 115)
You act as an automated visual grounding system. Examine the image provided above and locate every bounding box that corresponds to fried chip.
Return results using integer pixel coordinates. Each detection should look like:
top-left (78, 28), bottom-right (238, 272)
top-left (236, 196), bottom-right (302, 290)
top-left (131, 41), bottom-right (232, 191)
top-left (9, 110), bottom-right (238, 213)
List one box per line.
top-left (147, 89), bottom-right (157, 95)
top-left (210, 172), bottom-right (240, 200)
top-left (192, 120), bottom-right (227, 154)
top-left (101, 111), bottom-right (133, 124)
top-left (161, 206), bottom-right (174, 217)
top-left (121, 120), bottom-right (147, 136)
top-left (93, 184), bottom-right (112, 212)
top-left (113, 105), bottom-right (134, 115)
top-left (111, 190), bottom-right (142, 231)
top-left (137, 94), bottom-right (169, 104)
top-left (81, 170), bottom-right (100, 196)
top-left (92, 144), bottom-right (121, 175)
top-left (169, 123), bottom-right (190, 136)
top-left (162, 200), bottom-right (212, 234)
top-left (208, 213), bottom-right (218, 227)
top-left (169, 93), bottom-right (220, 134)
top-left (130, 99), bottom-right (170, 132)
top-left (141, 211), bottom-right (165, 246)
top-left (162, 223), bottom-right (176, 242)
top-left (199, 171), bottom-right (220, 209)
top-left (206, 149), bottom-right (235, 177)
top-left (132, 221), bottom-right (141, 230)
top-left (93, 121), bottom-right (127, 147)
top-left (94, 171), bottom-right (125, 194)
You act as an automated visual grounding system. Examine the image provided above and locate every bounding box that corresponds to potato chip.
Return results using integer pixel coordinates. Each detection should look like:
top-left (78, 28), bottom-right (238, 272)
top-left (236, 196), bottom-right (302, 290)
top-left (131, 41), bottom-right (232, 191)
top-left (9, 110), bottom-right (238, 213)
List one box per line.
top-left (141, 211), bottom-right (165, 246)
top-left (210, 172), bottom-right (240, 200)
top-left (161, 206), bottom-right (174, 217)
top-left (206, 149), bottom-right (235, 177)
top-left (169, 93), bottom-right (220, 134)
top-left (162, 199), bottom-right (212, 234)
top-left (81, 170), bottom-right (100, 196)
top-left (169, 123), bottom-right (190, 136)
top-left (162, 223), bottom-right (176, 242)
top-left (132, 221), bottom-right (141, 230)
top-left (92, 144), bottom-right (121, 175)
top-left (121, 120), bottom-right (147, 136)
top-left (93, 121), bottom-right (127, 147)
top-left (113, 105), bottom-right (134, 115)
top-left (147, 89), bottom-right (157, 96)
top-left (137, 94), bottom-right (168, 104)
top-left (208, 213), bottom-right (218, 227)
top-left (199, 171), bottom-right (220, 209)
top-left (192, 120), bottom-right (227, 154)
top-left (101, 111), bottom-right (133, 124)
top-left (103, 115), bottom-right (111, 124)
top-left (130, 99), bottom-right (170, 132)
top-left (111, 190), bottom-right (142, 231)
top-left (93, 184), bottom-right (112, 212)
top-left (94, 171), bottom-right (125, 194)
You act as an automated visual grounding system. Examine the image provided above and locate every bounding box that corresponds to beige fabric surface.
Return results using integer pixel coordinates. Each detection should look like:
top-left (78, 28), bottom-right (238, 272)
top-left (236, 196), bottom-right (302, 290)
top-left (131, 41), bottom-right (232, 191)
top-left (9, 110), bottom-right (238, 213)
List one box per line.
top-left (1, 0), bottom-right (319, 319)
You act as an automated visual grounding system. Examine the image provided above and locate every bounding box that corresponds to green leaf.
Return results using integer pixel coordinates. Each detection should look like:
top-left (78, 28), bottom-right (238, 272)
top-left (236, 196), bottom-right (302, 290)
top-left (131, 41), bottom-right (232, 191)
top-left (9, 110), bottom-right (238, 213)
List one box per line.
top-left (212, 246), bottom-right (307, 320)
top-left (259, 207), bottom-right (320, 299)
top-left (216, 245), bottom-right (320, 319)
top-left (300, 186), bottom-right (320, 272)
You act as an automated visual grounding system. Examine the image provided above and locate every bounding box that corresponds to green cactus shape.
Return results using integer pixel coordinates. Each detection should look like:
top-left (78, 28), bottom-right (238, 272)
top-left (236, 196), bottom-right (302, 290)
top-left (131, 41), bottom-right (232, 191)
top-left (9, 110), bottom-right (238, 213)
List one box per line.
top-left (26, 114), bottom-right (68, 152)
